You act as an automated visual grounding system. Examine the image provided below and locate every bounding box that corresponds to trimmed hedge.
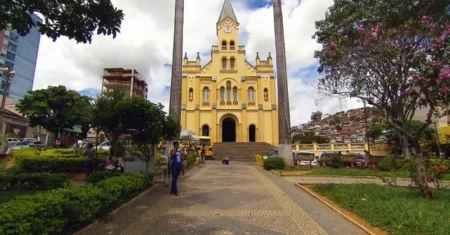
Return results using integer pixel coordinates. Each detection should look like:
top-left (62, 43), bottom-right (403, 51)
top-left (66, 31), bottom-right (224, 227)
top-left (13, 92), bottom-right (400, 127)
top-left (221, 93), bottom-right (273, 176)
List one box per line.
top-left (84, 171), bottom-right (122, 185)
top-left (0, 172), bottom-right (153, 235)
top-left (263, 157), bottom-right (286, 170)
top-left (0, 173), bottom-right (69, 191)
top-left (13, 148), bottom-right (107, 173)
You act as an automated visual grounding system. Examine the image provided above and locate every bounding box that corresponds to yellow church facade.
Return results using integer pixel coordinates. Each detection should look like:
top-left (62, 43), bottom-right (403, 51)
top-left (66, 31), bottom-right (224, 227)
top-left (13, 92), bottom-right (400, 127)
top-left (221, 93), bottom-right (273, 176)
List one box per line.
top-left (180, 0), bottom-right (279, 146)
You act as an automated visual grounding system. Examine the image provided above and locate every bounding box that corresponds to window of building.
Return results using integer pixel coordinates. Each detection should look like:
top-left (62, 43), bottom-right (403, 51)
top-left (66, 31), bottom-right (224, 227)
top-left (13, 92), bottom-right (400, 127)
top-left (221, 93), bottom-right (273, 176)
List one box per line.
top-left (233, 86), bottom-right (238, 101)
top-left (226, 81), bottom-right (231, 101)
top-left (202, 125), bottom-right (209, 136)
top-left (263, 88), bottom-right (269, 100)
top-left (220, 87), bottom-right (225, 100)
top-left (188, 88), bottom-right (193, 100)
top-left (221, 40), bottom-right (227, 50)
top-left (230, 57), bottom-right (235, 70)
top-left (202, 87), bottom-right (209, 103)
top-left (248, 87), bottom-right (255, 103)
top-left (222, 57), bottom-right (227, 69)
top-left (230, 40), bottom-right (235, 50)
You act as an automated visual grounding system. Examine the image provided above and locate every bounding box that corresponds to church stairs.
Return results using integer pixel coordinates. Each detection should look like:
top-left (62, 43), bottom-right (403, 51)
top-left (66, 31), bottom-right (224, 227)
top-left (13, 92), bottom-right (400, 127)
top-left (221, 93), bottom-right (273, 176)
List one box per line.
top-left (212, 142), bottom-right (276, 162)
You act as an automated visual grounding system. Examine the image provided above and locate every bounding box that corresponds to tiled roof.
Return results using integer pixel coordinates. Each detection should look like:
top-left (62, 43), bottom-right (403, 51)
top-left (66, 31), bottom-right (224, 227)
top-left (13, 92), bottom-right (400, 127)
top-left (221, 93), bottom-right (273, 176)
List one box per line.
top-left (218, 0), bottom-right (238, 23)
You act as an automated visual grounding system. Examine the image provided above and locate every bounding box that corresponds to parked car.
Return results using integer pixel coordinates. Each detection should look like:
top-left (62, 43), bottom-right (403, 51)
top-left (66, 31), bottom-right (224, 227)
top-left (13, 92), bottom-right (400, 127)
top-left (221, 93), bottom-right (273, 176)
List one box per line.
top-left (20, 138), bottom-right (37, 143)
top-left (293, 151), bottom-right (316, 167)
top-left (11, 140), bottom-right (42, 150)
top-left (98, 140), bottom-right (111, 150)
top-left (7, 138), bottom-right (20, 144)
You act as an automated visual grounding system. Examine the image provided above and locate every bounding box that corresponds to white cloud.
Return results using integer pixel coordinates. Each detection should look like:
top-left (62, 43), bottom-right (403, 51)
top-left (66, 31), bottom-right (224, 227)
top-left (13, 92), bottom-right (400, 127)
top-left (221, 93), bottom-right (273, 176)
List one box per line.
top-left (33, 0), bottom-right (362, 125)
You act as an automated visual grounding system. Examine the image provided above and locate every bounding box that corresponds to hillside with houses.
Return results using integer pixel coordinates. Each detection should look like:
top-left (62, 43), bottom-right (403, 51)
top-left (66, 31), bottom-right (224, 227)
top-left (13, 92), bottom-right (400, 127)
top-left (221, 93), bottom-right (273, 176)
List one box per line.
top-left (292, 108), bottom-right (382, 144)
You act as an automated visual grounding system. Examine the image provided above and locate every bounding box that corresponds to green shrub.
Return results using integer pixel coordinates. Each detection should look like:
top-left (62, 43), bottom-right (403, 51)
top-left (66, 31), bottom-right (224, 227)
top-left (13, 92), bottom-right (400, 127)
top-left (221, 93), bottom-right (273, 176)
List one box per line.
top-left (19, 157), bottom-right (106, 173)
top-left (0, 173), bottom-right (153, 234)
top-left (378, 157), bottom-right (394, 171)
top-left (84, 171), bottom-right (121, 185)
top-left (0, 173), bottom-right (69, 191)
top-left (13, 148), bottom-right (39, 166)
top-left (263, 157), bottom-right (285, 170)
top-left (330, 153), bottom-right (343, 169)
top-left (186, 154), bottom-right (196, 167)
top-left (40, 149), bottom-right (80, 158)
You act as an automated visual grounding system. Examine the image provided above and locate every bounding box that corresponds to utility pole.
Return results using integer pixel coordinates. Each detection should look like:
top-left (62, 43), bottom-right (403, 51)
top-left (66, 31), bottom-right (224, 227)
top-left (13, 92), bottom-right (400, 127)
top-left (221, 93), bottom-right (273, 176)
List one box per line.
top-left (0, 67), bottom-right (15, 136)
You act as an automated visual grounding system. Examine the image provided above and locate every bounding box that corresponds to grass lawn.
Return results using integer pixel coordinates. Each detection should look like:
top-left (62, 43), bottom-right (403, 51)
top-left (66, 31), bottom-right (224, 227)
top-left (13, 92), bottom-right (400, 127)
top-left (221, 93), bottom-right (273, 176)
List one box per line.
top-left (284, 167), bottom-right (450, 180)
top-left (313, 184), bottom-right (450, 235)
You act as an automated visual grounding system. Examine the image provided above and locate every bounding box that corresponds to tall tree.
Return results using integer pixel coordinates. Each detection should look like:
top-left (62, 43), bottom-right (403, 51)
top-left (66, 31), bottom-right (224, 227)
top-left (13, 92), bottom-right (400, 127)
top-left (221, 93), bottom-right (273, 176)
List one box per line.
top-left (313, 0), bottom-right (450, 198)
top-left (115, 97), bottom-right (180, 173)
top-left (273, 0), bottom-right (293, 166)
top-left (0, 0), bottom-right (124, 43)
top-left (16, 86), bottom-right (81, 138)
top-left (168, 0), bottom-right (185, 124)
top-left (311, 111), bottom-right (323, 122)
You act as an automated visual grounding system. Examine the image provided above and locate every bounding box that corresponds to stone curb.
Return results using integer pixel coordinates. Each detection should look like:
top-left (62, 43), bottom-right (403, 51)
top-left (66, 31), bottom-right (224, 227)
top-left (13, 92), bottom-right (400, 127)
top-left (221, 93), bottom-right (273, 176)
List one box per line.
top-left (295, 183), bottom-right (377, 235)
top-left (74, 183), bottom-right (161, 235)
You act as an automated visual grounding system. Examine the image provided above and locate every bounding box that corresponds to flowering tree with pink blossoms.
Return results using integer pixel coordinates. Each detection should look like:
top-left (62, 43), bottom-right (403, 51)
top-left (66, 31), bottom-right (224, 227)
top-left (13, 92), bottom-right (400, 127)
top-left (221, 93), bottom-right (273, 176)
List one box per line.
top-left (313, 0), bottom-right (450, 198)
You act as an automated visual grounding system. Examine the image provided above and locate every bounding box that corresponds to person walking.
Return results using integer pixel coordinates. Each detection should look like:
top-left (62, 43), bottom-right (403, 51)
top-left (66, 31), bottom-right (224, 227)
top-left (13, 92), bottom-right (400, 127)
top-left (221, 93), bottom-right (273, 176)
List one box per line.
top-left (170, 142), bottom-right (184, 196)
top-left (200, 145), bottom-right (206, 167)
top-left (85, 143), bottom-right (95, 175)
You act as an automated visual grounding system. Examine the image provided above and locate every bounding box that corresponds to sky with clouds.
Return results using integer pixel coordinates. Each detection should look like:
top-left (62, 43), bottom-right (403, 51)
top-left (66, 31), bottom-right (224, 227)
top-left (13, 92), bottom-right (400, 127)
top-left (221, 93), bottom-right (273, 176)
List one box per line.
top-left (33, 0), bottom-right (363, 126)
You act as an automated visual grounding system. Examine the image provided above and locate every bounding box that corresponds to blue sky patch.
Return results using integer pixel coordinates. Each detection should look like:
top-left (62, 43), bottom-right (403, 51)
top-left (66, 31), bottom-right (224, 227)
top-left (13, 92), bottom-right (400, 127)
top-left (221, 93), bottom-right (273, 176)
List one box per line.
top-left (78, 88), bottom-right (100, 97)
top-left (244, 0), bottom-right (272, 9)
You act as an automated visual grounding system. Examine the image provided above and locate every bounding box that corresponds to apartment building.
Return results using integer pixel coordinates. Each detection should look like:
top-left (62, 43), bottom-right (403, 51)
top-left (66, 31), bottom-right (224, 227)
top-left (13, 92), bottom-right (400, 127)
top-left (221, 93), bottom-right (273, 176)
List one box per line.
top-left (0, 13), bottom-right (42, 100)
top-left (101, 68), bottom-right (148, 98)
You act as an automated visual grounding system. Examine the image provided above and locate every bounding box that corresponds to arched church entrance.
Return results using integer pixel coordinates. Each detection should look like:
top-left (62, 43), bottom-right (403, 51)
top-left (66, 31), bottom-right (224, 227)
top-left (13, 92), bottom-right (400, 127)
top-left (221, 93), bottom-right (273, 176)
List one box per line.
top-left (221, 116), bottom-right (237, 142)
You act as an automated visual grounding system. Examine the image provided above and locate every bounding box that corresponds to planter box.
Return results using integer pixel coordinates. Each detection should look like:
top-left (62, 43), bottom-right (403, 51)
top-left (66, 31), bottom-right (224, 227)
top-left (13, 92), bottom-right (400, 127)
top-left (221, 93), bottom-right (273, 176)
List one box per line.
top-left (69, 172), bottom-right (86, 181)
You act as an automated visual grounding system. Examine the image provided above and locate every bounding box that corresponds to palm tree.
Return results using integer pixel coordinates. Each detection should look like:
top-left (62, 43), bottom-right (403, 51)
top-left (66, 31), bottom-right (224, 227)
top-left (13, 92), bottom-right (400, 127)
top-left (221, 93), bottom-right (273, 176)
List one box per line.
top-left (273, 0), bottom-right (293, 167)
top-left (168, 0), bottom-right (184, 124)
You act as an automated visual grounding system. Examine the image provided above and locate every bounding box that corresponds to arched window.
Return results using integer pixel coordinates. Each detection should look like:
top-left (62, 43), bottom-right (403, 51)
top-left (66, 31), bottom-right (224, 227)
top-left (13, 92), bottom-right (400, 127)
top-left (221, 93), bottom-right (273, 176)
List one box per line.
top-left (188, 88), bottom-right (193, 100)
top-left (263, 88), bottom-right (268, 100)
top-left (202, 87), bottom-right (209, 103)
top-left (233, 86), bottom-right (238, 101)
top-left (230, 57), bottom-right (235, 70)
top-left (248, 87), bottom-right (255, 103)
top-left (222, 57), bottom-right (227, 69)
top-left (220, 87), bottom-right (225, 100)
top-left (226, 81), bottom-right (231, 101)
top-left (221, 40), bottom-right (227, 50)
top-left (202, 125), bottom-right (209, 136)
top-left (230, 40), bottom-right (235, 50)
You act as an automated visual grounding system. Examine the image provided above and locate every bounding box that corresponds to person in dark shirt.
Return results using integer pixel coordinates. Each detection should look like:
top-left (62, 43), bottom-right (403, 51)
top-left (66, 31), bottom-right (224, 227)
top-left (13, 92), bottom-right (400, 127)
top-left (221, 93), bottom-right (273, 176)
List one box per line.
top-left (170, 142), bottom-right (184, 196)
top-left (200, 145), bottom-right (206, 167)
top-left (85, 143), bottom-right (95, 175)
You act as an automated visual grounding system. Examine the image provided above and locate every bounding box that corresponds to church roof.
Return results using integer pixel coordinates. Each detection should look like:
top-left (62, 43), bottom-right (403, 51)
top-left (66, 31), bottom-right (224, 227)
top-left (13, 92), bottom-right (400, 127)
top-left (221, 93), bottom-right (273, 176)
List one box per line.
top-left (217, 0), bottom-right (238, 23)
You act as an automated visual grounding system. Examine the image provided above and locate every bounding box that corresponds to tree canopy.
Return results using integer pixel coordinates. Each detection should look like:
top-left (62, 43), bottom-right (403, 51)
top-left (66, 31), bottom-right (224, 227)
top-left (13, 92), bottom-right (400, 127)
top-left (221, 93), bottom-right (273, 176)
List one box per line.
top-left (313, 0), bottom-right (450, 198)
top-left (311, 111), bottom-right (323, 122)
top-left (16, 86), bottom-right (82, 137)
top-left (0, 0), bottom-right (124, 43)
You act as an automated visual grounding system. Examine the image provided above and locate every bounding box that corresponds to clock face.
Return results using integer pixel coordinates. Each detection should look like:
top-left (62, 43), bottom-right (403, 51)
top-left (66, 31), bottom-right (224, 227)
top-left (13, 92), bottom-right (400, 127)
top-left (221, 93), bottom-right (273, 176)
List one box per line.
top-left (224, 26), bottom-right (232, 33)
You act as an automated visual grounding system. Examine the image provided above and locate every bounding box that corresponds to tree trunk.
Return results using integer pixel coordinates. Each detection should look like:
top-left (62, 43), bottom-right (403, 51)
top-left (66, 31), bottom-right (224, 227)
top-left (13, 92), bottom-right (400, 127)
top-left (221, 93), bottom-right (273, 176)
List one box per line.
top-left (412, 140), bottom-right (433, 198)
top-left (402, 134), bottom-right (411, 158)
top-left (168, 0), bottom-right (184, 124)
top-left (273, 0), bottom-right (293, 167)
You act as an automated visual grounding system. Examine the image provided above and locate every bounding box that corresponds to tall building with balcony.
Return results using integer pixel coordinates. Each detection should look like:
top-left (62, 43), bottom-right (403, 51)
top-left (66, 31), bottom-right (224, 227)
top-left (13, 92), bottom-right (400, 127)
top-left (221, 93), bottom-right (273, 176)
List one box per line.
top-left (0, 14), bottom-right (42, 100)
top-left (101, 68), bottom-right (148, 98)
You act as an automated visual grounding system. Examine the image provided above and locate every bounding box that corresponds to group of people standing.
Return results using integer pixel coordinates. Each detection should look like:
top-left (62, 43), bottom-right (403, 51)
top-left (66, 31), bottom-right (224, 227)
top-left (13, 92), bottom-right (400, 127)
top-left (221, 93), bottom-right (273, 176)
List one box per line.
top-left (169, 142), bottom-right (207, 196)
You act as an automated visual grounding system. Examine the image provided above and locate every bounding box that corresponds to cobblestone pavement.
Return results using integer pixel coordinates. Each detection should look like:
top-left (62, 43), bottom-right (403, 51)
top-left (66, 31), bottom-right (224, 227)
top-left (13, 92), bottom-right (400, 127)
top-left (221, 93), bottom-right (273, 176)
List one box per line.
top-left (80, 161), bottom-right (332, 235)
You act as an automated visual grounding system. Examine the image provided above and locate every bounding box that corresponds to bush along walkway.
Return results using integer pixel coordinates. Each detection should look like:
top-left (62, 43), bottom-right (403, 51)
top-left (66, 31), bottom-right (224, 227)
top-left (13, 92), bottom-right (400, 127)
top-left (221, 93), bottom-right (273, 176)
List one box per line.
top-left (0, 172), bottom-right (153, 235)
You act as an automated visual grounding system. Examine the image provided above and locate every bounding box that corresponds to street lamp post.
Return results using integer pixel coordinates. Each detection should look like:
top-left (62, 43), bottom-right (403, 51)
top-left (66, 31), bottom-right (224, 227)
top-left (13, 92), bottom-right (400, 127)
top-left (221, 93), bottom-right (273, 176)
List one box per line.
top-left (363, 100), bottom-right (371, 167)
top-left (0, 67), bottom-right (15, 135)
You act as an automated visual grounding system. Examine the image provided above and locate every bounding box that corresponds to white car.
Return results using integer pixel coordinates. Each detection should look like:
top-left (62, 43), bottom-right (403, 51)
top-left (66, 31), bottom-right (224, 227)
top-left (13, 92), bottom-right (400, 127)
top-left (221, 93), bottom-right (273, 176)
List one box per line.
top-left (98, 140), bottom-right (111, 150)
top-left (7, 138), bottom-right (20, 144)
top-left (20, 138), bottom-right (37, 143)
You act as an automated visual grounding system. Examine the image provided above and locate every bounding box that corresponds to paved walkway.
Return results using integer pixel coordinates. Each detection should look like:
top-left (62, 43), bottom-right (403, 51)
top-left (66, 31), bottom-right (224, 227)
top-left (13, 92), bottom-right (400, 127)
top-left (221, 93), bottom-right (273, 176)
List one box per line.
top-left (80, 161), bottom-right (366, 235)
